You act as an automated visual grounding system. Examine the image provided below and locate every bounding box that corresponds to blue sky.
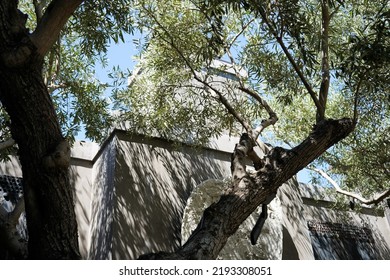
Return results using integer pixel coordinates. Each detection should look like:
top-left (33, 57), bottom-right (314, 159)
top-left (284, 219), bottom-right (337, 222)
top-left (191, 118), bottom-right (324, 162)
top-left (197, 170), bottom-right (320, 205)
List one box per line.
top-left (94, 34), bottom-right (140, 86)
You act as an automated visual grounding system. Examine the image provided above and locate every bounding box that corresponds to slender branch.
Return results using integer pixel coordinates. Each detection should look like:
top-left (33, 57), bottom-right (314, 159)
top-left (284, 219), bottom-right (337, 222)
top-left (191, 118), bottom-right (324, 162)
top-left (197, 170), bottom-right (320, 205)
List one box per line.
top-left (317, 0), bottom-right (330, 122)
top-left (44, 49), bottom-right (55, 86)
top-left (254, 5), bottom-right (322, 115)
top-left (143, 5), bottom-right (253, 135)
top-left (310, 167), bottom-right (390, 205)
top-left (0, 138), bottom-right (15, 151)
top-left (30, 0), bottom-right (84, 57)
top-left (352, 71), bottom-right (367, 124)
top-left (48, 82), bottom-right (67, 94)
top-left (226, 18), bottom-right (255, 51)
top-left (198, 77), bottom-right (252, 133)
top-left (224, 33), bottom-right (278, 140)
top-left (238, 86), bottom-right (278, 139)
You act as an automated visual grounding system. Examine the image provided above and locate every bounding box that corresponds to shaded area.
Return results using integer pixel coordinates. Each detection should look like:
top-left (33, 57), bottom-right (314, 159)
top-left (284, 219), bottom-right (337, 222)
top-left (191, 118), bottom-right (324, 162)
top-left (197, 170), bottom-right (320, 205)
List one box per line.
top-left (105, 132), bottom-right (231, 259)
top-left (88, 139), bottom-right (116, 259)
top-left (282, 225), bottom-right (299, 260)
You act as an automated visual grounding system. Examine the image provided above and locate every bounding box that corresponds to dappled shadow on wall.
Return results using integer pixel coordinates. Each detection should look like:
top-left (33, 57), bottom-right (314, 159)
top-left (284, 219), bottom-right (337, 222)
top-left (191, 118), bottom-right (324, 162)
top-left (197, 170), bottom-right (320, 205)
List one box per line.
top-left (88, 140), bottom-right (116, 260)
top-left (112, 136), bottom-right (230, 259)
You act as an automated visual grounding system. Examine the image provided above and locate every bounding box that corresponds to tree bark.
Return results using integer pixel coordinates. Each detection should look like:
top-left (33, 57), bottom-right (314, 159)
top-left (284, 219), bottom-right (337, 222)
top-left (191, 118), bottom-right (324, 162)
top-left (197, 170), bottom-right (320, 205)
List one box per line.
top-left (140, 118), bottom-right (355, 259)
top-left (0, 0), bottom-right (80, 259)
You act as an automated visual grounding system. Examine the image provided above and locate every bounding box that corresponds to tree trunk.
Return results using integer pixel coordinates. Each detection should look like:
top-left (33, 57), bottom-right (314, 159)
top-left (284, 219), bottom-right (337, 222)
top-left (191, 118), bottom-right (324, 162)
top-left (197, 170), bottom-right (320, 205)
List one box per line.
top-left (0, 1), bottom-right (80, 259)
top-left (140, 118), bottom-right (355, 259)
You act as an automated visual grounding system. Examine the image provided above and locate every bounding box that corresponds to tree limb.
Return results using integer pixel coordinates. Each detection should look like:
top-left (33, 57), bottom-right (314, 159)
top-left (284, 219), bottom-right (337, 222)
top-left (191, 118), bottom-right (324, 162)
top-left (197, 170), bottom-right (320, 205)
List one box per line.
top-left (310, 167), bottom-right (390, 205)
top-left (0, 138), bottom-right (15, 151)
top-left (30, 0), bottom-right (84, 57)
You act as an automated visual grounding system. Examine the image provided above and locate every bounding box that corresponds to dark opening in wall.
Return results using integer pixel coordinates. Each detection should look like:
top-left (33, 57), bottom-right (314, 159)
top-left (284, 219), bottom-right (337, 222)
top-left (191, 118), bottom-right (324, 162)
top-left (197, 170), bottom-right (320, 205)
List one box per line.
top-left (308, 221), bottom-right (377, 260)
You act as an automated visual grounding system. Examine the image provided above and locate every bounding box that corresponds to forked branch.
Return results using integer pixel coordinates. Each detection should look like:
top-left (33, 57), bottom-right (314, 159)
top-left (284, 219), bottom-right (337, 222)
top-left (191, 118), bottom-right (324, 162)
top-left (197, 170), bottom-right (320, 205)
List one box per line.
top-left (30, 0), bottom-right (84, 57)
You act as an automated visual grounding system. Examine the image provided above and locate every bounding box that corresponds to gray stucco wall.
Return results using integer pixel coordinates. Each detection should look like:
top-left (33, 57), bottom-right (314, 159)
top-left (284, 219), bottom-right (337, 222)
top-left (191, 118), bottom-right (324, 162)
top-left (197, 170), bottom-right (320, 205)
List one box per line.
top-left (111, 131), bottom-right (232, 259)
top-left (88, 136), bottom-right (116, 260)
top-left (279, 182), bottom-right (390, 260)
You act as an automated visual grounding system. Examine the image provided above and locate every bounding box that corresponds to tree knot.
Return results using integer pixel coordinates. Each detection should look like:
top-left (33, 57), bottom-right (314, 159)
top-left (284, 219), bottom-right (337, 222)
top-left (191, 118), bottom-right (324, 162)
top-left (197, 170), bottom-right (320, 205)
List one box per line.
top-left (42, 139), bottom-right (71, 171)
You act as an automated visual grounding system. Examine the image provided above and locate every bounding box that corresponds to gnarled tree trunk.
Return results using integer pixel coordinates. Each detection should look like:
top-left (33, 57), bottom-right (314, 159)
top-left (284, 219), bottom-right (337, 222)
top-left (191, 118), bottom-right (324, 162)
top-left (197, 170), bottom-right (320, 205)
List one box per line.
top-left (0, 0), bottom-right (80, 259)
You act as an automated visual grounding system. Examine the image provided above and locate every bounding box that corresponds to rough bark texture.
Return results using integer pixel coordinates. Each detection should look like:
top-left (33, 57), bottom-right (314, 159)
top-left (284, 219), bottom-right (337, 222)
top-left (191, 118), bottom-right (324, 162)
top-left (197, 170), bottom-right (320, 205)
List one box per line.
top-left (140, 118), bottom-right (355, 259)
top-left (0, 0), bottom-right (80, 259)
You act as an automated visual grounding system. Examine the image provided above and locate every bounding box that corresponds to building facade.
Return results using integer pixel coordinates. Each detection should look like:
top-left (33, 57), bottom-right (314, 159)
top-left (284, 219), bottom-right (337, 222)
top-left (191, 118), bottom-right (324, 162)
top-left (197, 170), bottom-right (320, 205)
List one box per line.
top-left (1, 129), bottom-right (390, 259)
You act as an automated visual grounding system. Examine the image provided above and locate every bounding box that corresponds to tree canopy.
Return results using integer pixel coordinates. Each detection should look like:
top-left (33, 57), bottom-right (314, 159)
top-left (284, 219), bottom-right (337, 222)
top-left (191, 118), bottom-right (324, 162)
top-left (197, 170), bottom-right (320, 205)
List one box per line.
top-left (113, 0), bottom-right (390, 206)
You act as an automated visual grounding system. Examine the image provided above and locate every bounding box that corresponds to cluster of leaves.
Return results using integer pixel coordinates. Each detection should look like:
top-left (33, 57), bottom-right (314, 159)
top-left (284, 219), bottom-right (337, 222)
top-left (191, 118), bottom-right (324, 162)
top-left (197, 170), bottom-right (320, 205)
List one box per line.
top-left (113, 0), bottom-right (264, 144)
top-left (269, 0), bottom-right (390, 199)
top-left (3, 0), bottom-right (139, 143)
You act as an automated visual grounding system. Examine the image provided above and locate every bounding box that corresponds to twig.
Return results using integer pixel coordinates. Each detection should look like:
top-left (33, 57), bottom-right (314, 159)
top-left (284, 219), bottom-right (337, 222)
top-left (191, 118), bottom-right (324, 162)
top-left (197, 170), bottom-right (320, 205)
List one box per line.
top-left (142, 5), bottom-right (254, 135)
top-left (317, 0), bottom-right (331, 122)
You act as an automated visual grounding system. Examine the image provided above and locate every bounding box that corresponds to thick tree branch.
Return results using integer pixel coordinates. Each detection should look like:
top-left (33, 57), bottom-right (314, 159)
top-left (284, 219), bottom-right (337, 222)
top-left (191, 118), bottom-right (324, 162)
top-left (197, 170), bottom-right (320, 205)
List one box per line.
top-left (30, 0), bottom-right (84, 57)
top-left (140, 118), bottom-right (355, 259)
top-left (310, 167), bottom-right (390, 205)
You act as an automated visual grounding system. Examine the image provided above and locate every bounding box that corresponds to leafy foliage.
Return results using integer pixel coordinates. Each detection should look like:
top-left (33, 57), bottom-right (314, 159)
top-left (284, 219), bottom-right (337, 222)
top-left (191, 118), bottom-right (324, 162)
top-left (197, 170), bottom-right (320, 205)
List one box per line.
top-left (113, 0), bottom-right (389, 203)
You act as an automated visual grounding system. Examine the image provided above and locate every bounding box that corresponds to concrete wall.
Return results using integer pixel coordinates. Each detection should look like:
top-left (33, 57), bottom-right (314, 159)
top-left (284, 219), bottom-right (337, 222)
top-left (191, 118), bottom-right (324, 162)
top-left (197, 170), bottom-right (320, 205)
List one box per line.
top-left (70, 141), bottom-right (99, 258)
top-left (88, 137), bottom-right (116, 259)
top-left (110, 131), bottom-right (233, 259)
top-left (279, 182), bottom-right (390, 260)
